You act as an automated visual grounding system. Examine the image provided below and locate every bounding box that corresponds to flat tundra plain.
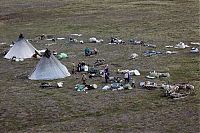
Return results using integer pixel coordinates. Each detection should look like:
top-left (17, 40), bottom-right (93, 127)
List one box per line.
top-left (0, 0), bottom-right (199, 132)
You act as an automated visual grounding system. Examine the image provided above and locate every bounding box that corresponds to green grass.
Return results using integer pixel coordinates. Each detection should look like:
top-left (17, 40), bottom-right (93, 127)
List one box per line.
top-left (0, 0), bottom-right (199, 132)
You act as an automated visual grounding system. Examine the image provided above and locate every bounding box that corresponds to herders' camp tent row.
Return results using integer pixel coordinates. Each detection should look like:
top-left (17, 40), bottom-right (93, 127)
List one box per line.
top-left (4, 34), bottom-right (71, 80)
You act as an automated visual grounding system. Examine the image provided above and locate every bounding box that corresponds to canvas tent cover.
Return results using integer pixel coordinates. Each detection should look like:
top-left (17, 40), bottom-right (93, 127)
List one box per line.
top-left (4, 38), bottom-right (36, 59)
top-left (29, 50), bottom-right (70, 80)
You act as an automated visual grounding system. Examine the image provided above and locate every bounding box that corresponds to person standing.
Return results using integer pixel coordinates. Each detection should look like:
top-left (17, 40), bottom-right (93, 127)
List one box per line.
top-left (72, 62), bottom-right (75, 74)
top-left (82, 74), bottom-right (87, 85)
top-left (104, 64), bottom-right (109, 74)
top-left (105, 72), bottom-right (109, 83)
top-left (77, 62), bottom-right (81, 72)
top-left (131, 80), bottom-right (136, 88)
top-left (124, 71), bottom-right (130, 84)
top-left (104, 64), bottom-right (109, 83)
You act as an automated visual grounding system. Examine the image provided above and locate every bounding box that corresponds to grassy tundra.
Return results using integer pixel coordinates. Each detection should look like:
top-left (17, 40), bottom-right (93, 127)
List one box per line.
top-left (0, 0), bottom-right (199, 132)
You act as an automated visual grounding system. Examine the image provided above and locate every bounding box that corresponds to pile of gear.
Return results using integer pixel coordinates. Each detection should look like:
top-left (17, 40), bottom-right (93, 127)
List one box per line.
top-left (102, 83), bottom-right (134, 91)
top-left (146, 71), bottom-right (170, 79)
top-left (140, 81), bottom-right (159, 90)
top-left (40, 82), bottom-right (64, 88)
top-left (84, 48), bottom-right (98, 56)
top-left (75, 84), bottom-right (98, 92)
top-left (94, 59), bottom-right (105, 66)
top-left (161, 83), bottom-right (194, 99)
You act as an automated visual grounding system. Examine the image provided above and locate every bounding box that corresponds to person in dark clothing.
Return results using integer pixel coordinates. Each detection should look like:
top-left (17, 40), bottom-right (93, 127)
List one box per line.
top-left (104, 64), bottom-right (109, 74)
top-left (124, 71), bottom-right (130, 84)
top-left (77, 63), bottom-right (81, 72)
top-left (105, 72), bottom-right (109, 83)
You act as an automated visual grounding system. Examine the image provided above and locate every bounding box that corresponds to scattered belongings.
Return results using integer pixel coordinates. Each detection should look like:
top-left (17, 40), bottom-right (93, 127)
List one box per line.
top-left (57, 37), bottom-right (65, 40)
top-left (80, 40), bottom-right (84, 44)
top-left (140, 81), bottom-right (158, 89)
top-left (102, 85), bottom-right (111, 90)
top-left (146, 75), bottom-right (156, 79)
top-left (45, 35), bottom-right (56, 40)
top-left (85, 48), bottom-right (91, 56)
top-left (84, 48), bottom-right (98, 56)
top-left (46, 38), bottom-right (56, 42)
top-left (88, 67), bottom-right (99, 74)
top-left (161, 83), bottom-right (194, 99)
top-left (102, 83), bottom-right (133, 91)
top-left (83, 65), bottom-right (89, 72)
top-left (144, 50), bottom-right (162, 56)
top-left (0, 42), bottom-right (6, 45)
top-left (175, 83), bottom-right (195, 91)
top-left (190, 47), bottom-right (199, 53)
top-left (129, 39), bottom-right (144, 45)
top-left (190, 42), bottom-right (200, 46)
top-left (117, 69), bottom-right (140, 76)
top-left (57, 53), bottom-right (68, 60)
top-left (75, 84), bottom-right (85, 91)
top-left (109, 37), bottom-right (125, 44)
top-left (89, 37), bottom-right (103, 43)
top-left (70, 33), bottom-right (82, 37)
top-left (40, 82), bottom-right (53, 88)
top-left (165, 45), bottom-right (174, 48)
top-left (117, 69), bottom-right (130, 74)
top-left (94, 59), bottom-right (105, 66)
top-left (148, 71), bottom-right (170, 78)
top-left (40, 82), bottom-right (64, 88)
top-left (111, 83), bottom-right (124, 91)
top-left (88, 67), bottom-right (103, 78)
top-left (69, 37), bottom-right (78, 43)
top-left (57, 82), bottom-right (64, 88)
top-left (52, 51), bottom-right (57, 55)
top-left (101, 77), bottom-right (134, 91)
top-left (39, 34), bottom-right (46, 40)
top-left (75, 84), bottom-right (97, 92)
top-left (123, 83), bottom-right (133, 90)
top-left (109, 76), bottom-right (123, 83)
top-left (165, 51), bottom-right (178, 54)
top-left (130, 69), bottom-right (140, 76)
top-left (174, 42), bottom-right (190, 49)
top-left (11, 56), bottom-right (24, 62)
top-left (45, 43), bottom-right (55, 46)
top-left (37, 34), bottom-right (55, 40)
top-left (129, 53), bottom-right (138, 60)
top-left (143, 43), bottom-right (156, 48)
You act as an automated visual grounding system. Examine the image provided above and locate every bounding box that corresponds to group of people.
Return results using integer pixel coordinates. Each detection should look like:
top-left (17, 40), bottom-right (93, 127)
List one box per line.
top-left (80, 64), bottom-right (109, 85)
top-left (78, 64), bottom-right (135, 87)
top-left (76, 61), bottom-right (88, 72)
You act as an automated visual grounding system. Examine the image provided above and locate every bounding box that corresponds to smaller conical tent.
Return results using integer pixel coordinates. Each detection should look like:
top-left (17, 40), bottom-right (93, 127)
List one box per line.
top-left (4, 34), bottom-right (37, 59)
top-left (29, 49), bottom-right (71, 80)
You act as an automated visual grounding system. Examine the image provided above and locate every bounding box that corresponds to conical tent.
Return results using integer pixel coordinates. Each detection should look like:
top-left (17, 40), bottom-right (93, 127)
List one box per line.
top-left (29, 49), bottom-right (71, 80)
top-left (4, 34), bottom-right (37, 59)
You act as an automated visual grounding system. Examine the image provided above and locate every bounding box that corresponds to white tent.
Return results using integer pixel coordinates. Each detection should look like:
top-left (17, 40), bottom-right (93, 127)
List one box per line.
top-left (4, 34), bottom-right (37, 59)
top-left (29, 49), bottom-right (71, 80)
